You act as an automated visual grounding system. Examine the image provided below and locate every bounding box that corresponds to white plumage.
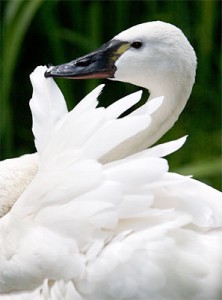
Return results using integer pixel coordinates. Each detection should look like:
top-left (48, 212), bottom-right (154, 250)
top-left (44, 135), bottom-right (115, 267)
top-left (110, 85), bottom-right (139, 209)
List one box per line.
top-left (0, 21), bottom-right (221, 300)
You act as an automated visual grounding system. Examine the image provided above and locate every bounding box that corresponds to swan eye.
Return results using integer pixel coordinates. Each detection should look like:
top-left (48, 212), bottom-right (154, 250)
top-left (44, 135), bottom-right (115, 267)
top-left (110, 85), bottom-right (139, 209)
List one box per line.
top-left (131, 41), bottom-right (142, 49)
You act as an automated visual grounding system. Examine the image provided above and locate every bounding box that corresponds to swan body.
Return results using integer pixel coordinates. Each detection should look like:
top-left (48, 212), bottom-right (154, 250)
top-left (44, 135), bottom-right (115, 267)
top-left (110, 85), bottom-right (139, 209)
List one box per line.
top-left (0, 21), bottom-right (221, 299)
top-left (0, 154), bottom-right (38, 217)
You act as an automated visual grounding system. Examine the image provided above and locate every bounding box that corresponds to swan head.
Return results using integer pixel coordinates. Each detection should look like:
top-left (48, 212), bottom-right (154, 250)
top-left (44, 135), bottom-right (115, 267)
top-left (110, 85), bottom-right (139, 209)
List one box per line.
top-left (45, 21), bottom-right (196, 97)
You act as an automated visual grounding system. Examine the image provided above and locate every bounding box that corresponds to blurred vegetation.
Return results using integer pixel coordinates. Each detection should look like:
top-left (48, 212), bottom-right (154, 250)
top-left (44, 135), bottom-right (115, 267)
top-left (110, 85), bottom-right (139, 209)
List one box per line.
top-left (0, 0), bottom-right (221, 190)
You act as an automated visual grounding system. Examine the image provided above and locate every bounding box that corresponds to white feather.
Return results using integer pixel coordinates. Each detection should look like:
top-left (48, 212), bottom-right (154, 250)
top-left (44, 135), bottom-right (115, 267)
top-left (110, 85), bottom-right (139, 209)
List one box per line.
top-left (29, 66), bottom-right (68, 155)
top-left (0, 22), bottom-right (221, 300)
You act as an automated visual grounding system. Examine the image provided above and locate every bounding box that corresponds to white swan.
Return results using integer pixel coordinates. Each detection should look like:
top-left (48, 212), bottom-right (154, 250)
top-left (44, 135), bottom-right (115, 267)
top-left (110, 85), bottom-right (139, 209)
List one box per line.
top-left (45, 21), bottom-right (196, 162)
top-left (0, 21), bottom-right (221, 300)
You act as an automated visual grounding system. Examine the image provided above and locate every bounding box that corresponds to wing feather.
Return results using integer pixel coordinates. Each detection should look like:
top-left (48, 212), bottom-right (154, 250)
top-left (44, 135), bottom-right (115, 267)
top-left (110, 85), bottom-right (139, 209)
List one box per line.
top-left (1, 66), bottom-right (221, 300)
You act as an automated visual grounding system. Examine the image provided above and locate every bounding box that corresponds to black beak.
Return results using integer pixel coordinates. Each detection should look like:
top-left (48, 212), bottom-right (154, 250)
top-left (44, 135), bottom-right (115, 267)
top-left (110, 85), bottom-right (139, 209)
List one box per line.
top-left (44, 40), bottom-right (130, 79)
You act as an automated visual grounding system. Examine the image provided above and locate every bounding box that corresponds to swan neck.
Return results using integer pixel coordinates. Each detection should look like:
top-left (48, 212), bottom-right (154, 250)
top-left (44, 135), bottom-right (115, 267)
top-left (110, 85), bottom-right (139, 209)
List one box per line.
top-left (100, 73), bottom-right (194, 164)
top-left (145, 80), bottom-right (192, 147)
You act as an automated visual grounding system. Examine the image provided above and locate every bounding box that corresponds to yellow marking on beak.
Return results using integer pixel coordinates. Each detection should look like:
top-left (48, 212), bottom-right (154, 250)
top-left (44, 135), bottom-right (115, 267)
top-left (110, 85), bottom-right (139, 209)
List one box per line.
top-left (116, 43), bottom-right (130, 55)
top-left (111, 43), bottom-right (130, 62)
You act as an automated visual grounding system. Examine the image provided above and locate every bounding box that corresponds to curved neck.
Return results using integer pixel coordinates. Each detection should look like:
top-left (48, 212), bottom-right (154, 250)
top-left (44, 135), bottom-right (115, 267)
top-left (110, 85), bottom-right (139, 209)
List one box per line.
top-left (101, 71), bottom-right (195, 164)
top-left (144, 75), bottom-right (193, 147)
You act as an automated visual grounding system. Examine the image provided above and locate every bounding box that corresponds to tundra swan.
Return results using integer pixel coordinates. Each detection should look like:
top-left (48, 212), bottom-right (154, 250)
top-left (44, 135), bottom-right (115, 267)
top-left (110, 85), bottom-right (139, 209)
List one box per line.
top-left (0, 21), bottom-right (221, 300)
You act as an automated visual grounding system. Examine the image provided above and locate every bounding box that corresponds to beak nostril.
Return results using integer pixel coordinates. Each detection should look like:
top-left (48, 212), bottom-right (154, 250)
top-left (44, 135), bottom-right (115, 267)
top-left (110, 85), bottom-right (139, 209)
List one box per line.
top-left (75, 59), bottom-right (91, 67)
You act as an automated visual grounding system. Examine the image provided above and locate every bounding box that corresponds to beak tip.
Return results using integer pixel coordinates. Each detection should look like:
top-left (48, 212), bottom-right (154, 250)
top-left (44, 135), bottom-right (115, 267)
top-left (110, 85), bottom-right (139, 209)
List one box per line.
top-left (44, 66), bottom-right (54, 78)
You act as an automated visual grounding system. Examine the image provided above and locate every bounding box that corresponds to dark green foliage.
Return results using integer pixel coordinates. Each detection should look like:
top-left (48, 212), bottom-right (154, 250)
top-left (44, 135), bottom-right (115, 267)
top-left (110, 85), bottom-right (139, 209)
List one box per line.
top-left (0, 0), bottom-right (221, 189)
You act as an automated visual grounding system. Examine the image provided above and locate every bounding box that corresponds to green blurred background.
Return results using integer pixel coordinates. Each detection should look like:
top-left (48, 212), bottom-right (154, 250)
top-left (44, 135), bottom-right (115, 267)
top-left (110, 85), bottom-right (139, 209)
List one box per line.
top-left (0, 0), bottom-right (221, 190)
